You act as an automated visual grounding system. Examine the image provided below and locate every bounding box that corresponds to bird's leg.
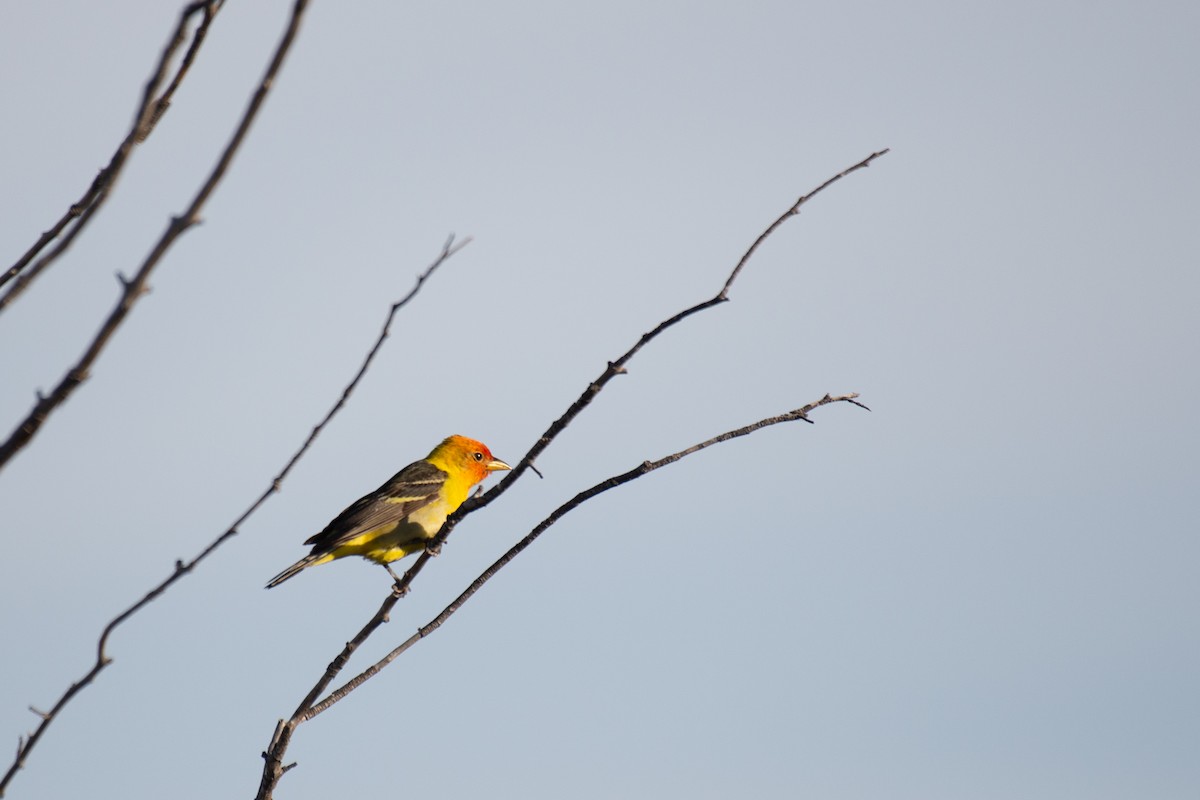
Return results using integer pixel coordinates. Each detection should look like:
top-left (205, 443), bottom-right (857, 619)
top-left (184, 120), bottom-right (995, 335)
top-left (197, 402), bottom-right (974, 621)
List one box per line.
top-left (384, 563), bottom-right (409, 596)
top-left (425, 540), bottom-right (443, 557)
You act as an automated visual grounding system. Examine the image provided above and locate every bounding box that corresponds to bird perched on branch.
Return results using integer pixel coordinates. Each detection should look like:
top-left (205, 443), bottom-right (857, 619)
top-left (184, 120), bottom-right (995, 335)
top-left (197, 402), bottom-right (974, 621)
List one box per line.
top-left (266, 435), bottom-right (510, 588)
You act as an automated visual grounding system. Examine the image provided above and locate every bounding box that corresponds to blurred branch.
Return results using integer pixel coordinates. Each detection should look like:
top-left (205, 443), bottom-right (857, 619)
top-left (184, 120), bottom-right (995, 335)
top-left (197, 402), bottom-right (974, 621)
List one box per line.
top-left (254, 148), bottom-right (888, 798)
top-left (0, 0), bottom-right (306, 476)
top-left (256, 393), bottom-right (867, 797)
top-left (0, 235), bottom-right (463, 796)
top-left (0, 235), bottom-right (465, 798)
top-left (0, 0), bottom-right (224, 301)
top-left (0, 1), bottom-right (327, 794)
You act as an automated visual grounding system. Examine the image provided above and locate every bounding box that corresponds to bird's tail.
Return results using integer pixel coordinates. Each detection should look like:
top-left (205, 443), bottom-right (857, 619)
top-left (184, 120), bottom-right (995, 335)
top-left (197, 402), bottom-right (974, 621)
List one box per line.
top-left (265, 554), bottom-right (322, 589)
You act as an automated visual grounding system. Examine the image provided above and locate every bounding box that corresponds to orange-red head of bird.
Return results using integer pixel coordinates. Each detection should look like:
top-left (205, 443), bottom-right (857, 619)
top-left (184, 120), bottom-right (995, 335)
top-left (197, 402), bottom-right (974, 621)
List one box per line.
top-left (427, 435), bottom-right (511, 485)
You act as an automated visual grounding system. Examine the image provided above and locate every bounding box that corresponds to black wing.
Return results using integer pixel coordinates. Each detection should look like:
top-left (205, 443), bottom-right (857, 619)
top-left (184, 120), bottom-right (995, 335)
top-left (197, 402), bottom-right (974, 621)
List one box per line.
top-left (303, 459), bottom-right (447, 552)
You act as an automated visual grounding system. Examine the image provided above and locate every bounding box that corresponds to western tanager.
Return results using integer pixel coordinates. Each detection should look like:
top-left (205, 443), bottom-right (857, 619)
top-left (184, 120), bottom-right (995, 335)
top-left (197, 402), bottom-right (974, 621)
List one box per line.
top-left (266, 435), bottom-right (510, 588)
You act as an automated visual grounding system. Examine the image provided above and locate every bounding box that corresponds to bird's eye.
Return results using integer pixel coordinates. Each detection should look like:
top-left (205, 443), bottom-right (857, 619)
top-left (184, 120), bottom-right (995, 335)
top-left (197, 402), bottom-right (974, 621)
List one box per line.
top-left (473, 451), bottom-right (484, 462)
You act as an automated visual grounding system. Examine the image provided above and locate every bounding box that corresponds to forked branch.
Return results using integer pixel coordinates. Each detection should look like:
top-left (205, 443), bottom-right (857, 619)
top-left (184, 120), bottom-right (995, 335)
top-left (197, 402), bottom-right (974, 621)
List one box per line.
top-left (254, 148), bottom-right (888, 799)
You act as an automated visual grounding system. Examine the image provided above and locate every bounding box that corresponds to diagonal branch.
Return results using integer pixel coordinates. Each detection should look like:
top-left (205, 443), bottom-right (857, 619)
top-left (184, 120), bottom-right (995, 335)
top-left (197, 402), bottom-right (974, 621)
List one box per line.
top-left (0, 235), bottom-right (464, 799)
top-left (0, 0), bottom-right (224, 300)
top-left (305, 393), bottom-right (870, 721)
top-left (0, 0), bottom-right (308, 476)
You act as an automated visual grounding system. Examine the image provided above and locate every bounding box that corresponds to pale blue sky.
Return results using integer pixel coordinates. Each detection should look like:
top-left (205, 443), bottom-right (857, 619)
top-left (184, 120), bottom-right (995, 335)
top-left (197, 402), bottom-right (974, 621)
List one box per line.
top-left (1, 1), bottom-right (1197, 798)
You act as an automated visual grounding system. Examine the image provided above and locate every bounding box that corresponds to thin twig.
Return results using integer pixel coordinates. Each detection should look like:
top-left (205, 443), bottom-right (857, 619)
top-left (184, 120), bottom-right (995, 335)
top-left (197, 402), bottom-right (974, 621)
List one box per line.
top-left (0, 235), bottom-right (463, 799)
top-left (0, 0), bottom-right (224, 299)
top-left (304, 393), bottom-right (868, 721)
top-left (0, 0), bottom-right (307, 476)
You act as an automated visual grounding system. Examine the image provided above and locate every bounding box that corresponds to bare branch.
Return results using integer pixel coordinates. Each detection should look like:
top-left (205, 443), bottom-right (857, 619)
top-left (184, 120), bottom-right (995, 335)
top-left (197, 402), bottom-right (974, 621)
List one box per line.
top-left (0, 0), bottom-right (306, 476)
top-left (0, 235), bottom-right (463, 798)
top-left (721, 149), bottom-right (890, 295)
top-left (304, 393), bottom-right (867, 721)
top-left (0, 0), bottom-right (224, 299)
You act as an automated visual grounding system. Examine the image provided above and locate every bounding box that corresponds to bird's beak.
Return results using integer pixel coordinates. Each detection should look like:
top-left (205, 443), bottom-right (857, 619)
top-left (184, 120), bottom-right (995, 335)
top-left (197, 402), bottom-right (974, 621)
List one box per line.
top-left (486, 458), bottom-right (511, 472)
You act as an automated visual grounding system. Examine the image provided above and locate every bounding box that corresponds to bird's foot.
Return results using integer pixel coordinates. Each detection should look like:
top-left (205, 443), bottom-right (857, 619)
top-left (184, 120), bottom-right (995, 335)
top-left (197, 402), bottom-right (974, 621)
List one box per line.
top-left (384, 563), bottom-right (408, 595)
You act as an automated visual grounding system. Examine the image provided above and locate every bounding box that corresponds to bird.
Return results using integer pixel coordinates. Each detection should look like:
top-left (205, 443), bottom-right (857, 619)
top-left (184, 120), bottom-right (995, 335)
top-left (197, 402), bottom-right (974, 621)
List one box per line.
top-left (266, 435), bottom-right (510, 588)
